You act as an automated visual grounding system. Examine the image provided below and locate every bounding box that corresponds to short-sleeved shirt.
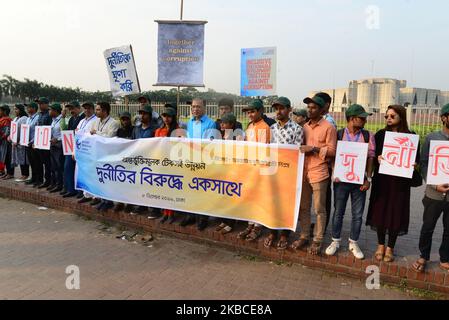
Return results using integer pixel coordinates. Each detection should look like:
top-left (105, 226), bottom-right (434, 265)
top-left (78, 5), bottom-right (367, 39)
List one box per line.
top-left (303, 118), bottom-right (337, 183)
top-left (340, 128), bottom-right (376, 159)
top-left (246, 119), bottom-right (271, 143)
top-left (270, 119), bottom-right (304, 145)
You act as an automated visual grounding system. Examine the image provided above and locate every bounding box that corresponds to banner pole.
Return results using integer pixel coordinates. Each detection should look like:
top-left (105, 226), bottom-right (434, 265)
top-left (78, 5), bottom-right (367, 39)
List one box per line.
top-left (180, 0), bottom-right (184, 20)
top-left (125, 96), bottom-right (129, 113)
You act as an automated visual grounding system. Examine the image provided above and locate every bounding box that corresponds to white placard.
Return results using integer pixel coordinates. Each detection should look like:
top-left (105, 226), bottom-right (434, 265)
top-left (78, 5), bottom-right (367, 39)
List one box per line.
top-left (104, 45), bottom-right (140, 97)
top-left (34, 126), bottom-right (51, 150)
top-left (379, 131), bottom-right (420, 178)
top-left (334, 141), bottom-right (369, 185)
top-left (62, 131), bottom-right (75, 155)
top-left (10, 121), bottom-right (18, 144)
top-left (426, 140), bottom-right (449, 185)
top-left (19, 124), bottom-right (30, 146)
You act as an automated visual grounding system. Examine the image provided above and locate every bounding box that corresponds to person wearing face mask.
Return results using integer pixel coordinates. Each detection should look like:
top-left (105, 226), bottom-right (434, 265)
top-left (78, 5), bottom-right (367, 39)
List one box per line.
top-left (412, 104), bottom-right (449, 274)
top-left (366, 105), bottom-right (421, 263)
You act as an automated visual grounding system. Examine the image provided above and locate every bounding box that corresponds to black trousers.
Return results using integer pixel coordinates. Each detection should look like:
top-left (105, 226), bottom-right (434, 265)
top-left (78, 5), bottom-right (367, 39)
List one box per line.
top-left (50, 144), bottom-right (64, 187)
top-left (419, 196), bottom-right (449, 263)
top-left (38, 149), bottom-right (51, 184)
top-left (19, 165), bottom-right (29, 177)
top-left (4, 143), bottom-right (14, 175)
top-left (27, 147), bottom-right (42, 183)
top-left (325, 166), bottom-right (333, 231)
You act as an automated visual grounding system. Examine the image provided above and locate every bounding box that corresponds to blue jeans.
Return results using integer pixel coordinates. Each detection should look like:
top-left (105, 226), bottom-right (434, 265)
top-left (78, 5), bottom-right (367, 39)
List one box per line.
top-left (64, 155), bottom-right (75, 193)
top-left (331, 182), bottom-right (366, 242)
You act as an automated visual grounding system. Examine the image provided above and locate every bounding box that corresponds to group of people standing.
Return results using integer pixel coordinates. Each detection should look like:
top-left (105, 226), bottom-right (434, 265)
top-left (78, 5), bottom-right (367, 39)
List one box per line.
top-left (0, 94), bottom-right (448, 273)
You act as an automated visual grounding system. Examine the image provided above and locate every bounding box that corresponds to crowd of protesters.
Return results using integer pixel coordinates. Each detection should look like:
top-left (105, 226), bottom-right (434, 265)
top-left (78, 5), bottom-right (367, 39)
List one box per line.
top-left (0, 94), bottom-right (448, 274)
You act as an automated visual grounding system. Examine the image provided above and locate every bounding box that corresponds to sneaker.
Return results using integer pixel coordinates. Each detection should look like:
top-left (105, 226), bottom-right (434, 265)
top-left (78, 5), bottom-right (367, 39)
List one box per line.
top-left (349, 241), bottom-right (364, 260)
top-left (325, 240), bottom-right (340, 256)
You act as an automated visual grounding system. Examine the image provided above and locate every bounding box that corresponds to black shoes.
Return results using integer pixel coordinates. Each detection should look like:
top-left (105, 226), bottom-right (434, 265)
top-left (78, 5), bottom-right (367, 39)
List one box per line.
top-left (180, 216), bottom-right (196, 227)
top-left (78, 197), bottom-right (92, 204)
top-left (90, 198), bottom-right (102, 206)
top-left (197, 220), bottom-right (208, 231)
top-left (49, 186), bottom-right (63, 193)
top-left (63, 192), bottom-right (78, 198)
top-left (38, 182), bottom-right (51, 189)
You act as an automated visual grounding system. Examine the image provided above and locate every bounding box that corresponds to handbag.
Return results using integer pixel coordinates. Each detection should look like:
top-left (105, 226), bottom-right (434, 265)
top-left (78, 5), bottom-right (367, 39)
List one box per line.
top-left (411, 169), bottom-right (423, 188)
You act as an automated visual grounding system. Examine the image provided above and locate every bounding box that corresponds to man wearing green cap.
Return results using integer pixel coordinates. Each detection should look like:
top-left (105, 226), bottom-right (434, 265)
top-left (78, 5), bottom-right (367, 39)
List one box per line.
top-left (291, 94), bottom-right (337, 255)
top-left (47, 103), bottom-right (64, 193)
top-left (325, 104), bottom-right (375, 260)
top-left (412, 103), bottom-right (449, 274)
top-left (215, 98), bottom-right (243, 132)
top-left (292, 108), bottom-right (308, 127)
top-left (61, 101), bottom-right (85, 198)
top-left (24, 102), bottom-right (41, 186)
top-left (237, 99), bottom-right (272, 242)
top-left (263, 97), bottom-right (304, 250)
top-left (36, 97), bottom-right (53, 189)
top-left (137, 95), bottom-right (163, 129)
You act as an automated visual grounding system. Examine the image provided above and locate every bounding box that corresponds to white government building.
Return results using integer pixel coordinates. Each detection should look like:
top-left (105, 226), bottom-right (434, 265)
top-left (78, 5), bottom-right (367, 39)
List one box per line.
top-left (310, 78), bottom-right (449, 113)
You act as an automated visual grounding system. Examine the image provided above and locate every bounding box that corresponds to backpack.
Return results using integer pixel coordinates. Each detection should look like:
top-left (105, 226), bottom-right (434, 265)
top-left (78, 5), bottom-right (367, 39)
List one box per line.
top-left (337, 128), bottom-right (370, 143)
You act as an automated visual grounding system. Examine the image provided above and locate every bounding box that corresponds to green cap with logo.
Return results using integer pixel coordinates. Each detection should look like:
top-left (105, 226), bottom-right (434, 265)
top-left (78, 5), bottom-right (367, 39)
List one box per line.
top-left (293, 108), bottom-right (308, 117)
top-left (346, 104), bottom-right (372, 118)
top-left (37, 97), bottom-right (50, 104)
top-left (161, 107), bottom-right (176, 117)
top-left (303, 95), bottom-right (326, 108)
top-left (221, 113), bottom-right (237, 124)
top-left (139, 104), bottom-right (153, 115)
top-left (50, 103), bottom-right (62, 113)
top-left (138, 95), bottom-right (151, 104)
top-left (442, 104), bottom-right (449, 116)
top-left (243, 99), bottom-right (264, 111)
top-left (272, 97), bottom-right (292, 108)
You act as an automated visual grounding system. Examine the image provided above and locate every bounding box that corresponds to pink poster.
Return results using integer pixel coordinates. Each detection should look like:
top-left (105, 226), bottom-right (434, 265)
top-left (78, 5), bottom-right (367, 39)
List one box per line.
top-left (427, 140), bottom-right (449, 185)
top-left (334, 141), bottom-right (368, 185)
top-left (62, 131), bottom-right (75, 155)
top-left (34, 126), bottom-right (51, 150)
top-left (379, 131), bottom-right (419, 178)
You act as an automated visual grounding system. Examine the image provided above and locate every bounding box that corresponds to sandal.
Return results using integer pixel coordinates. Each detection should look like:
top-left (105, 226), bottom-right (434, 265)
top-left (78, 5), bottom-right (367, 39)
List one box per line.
top-left (216, 223), bottom-right (226, 232)
top-left (245, 226), bottom-right (262, 242)
top-left (374, 245), bottom-right (385, 261)
top-left (383, 248), bottom-right (395, 263)
top-left (308, 241), bottom-right (322, 256)
top-left (440, 263), bottom-right (449, 272)
top-left (412, 258), bottom-right (427, 273)
top-left (264, 233), bottom-right (276, 248)
top-left (220, 226), bottom-right (232, 235)
top-left (277, 236), bottom-right (288, 251)
top-left (238, 226), bottom-right (253, 239)
top-left (291, 238), bottom-right (309, 251)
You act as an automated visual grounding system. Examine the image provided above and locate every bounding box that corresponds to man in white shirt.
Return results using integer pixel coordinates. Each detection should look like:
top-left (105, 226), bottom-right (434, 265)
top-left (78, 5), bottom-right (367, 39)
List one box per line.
top-left (89, 102), bottom-right (119, 212)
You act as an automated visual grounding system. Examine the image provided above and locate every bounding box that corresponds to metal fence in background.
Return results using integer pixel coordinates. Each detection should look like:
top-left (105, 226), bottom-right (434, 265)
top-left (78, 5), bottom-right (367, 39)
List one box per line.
top-left (111, 103), bottom-right (444, 138)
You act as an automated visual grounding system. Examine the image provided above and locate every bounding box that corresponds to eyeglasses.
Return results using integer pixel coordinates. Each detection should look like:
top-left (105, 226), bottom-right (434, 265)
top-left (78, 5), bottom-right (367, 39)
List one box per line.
top-left (384, 114), bottom-right (397, 120)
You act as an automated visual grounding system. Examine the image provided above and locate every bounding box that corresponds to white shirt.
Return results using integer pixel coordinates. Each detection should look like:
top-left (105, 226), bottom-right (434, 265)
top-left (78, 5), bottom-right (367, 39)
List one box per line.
top-left (76, 115), bottom-right (97, 134)
top-left (90, 115), bottom-right (119, 138)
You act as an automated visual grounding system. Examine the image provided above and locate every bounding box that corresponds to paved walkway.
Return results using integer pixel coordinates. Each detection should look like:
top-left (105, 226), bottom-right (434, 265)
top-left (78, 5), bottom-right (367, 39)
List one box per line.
top-left (0, 198), bottom-right (438, 300)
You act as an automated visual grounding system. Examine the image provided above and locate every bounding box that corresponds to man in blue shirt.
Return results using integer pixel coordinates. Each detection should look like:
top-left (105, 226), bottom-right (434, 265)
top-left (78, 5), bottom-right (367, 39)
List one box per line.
top-left (24, 102), bottom-right (41, 186)
top-left (36, 97), bottom-right (53, 189)
top-left (187, 98), bottom-right (217, 139)
top-left (181, 98), bottom-right (217, 230)
top-left (48, 103), bottom-right (64, 193)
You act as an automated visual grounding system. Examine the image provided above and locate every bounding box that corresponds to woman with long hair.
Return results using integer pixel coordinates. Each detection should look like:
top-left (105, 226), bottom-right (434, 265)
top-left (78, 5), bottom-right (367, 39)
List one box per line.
top-left (155, 106), bottom-right (181, 224)
top-left (366, 105), bottom-right (420, 263)
top-left (10, 104), bottom-right (29, 181)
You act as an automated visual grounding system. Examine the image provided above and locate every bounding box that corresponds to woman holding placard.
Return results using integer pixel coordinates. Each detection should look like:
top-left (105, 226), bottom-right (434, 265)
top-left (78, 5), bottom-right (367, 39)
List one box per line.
top-left (366, 105), bottom-right (421, 263)
top-left (10, 104), bottom-right (29, 182)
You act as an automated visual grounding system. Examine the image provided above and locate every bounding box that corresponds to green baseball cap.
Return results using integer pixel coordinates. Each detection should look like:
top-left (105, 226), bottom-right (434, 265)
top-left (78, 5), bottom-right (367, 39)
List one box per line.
top-left (346, 104), bottom-right (372, 118)
top-left (243, 99), bottom-right (264, 111)
top-left (67, 101), bottom-right (80, 108)
top-left (25, 102), bottom-right (39, 110)
top-left (161, 107), bottom-right (176, 117)
top-left (119, 111), bottom-right (132, 119)
top-left (139, 104), bottom-right (153, 114)
top-left (164, 102), bottom-right (177, 110)
top-left (221, 113), bottom-right (237, 124)
top-left (81, 101), bottom-right (95, 109)
top-left (272, 97), bottom-right (291, 108)
top-left (37, 97), bottom-right (50, 104)
top-left (303, 95), bottom-right (326, 108)
top-left (442, 104), bottom-right (449, 116)
top-left (293, 108), bottom-right (308, 117)
top-left (50, 103), bottom-right (62, 113)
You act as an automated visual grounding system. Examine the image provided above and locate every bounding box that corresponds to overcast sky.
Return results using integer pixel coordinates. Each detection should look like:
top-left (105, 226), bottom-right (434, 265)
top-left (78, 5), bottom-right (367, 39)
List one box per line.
top-left (1, 0), bottom-right (448, 105)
